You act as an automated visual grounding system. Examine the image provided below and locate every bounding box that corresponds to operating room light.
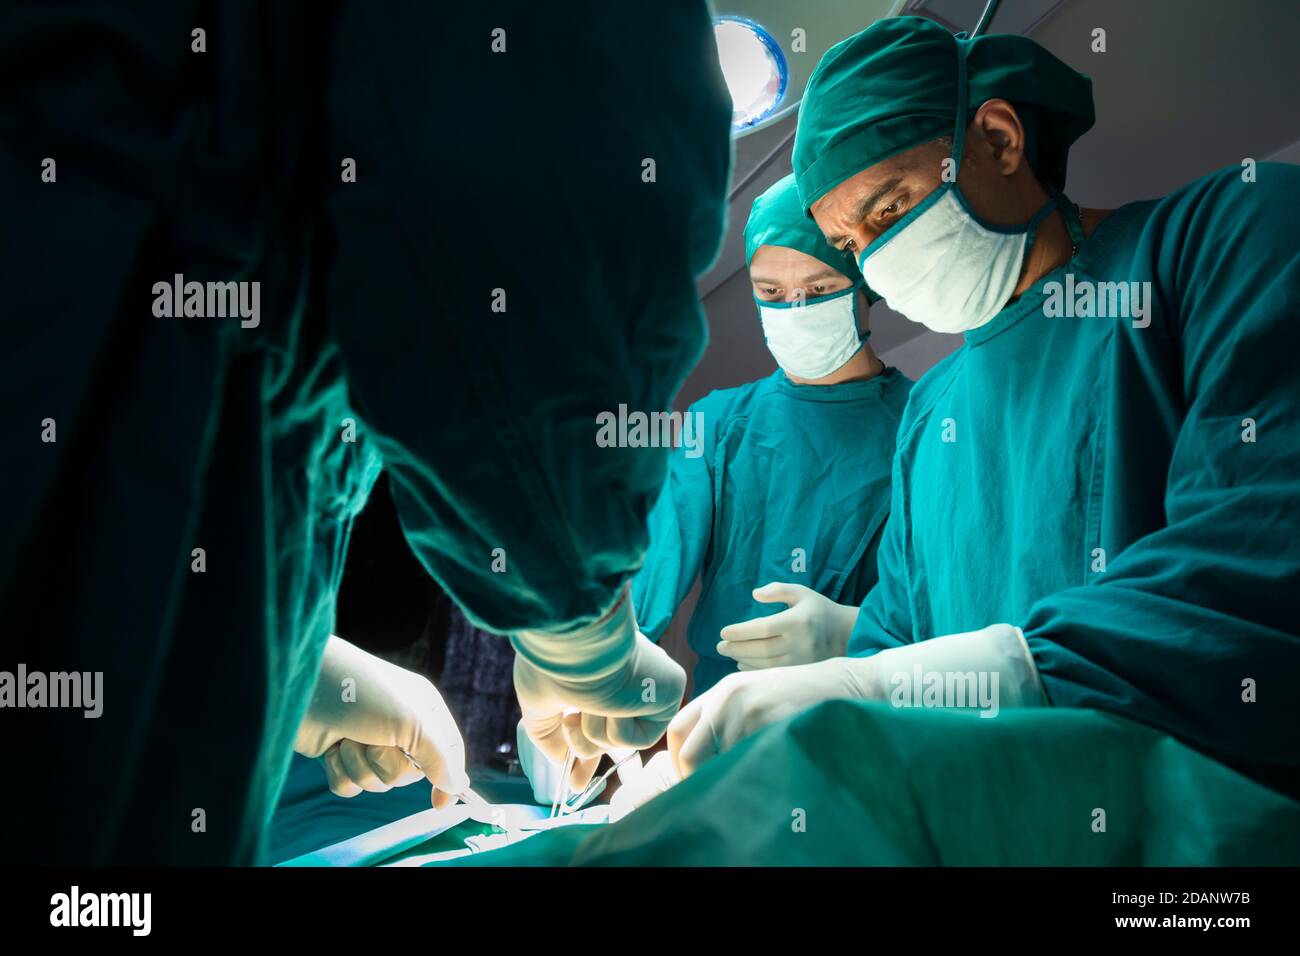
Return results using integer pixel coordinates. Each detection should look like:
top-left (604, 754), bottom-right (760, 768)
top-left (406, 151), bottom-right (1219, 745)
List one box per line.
top-left (714, 17), bottom-right (788, 131)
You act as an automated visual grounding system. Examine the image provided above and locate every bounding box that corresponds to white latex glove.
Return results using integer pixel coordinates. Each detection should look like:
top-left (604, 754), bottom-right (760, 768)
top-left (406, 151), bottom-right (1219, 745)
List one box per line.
top-left (515, 720), bottom-right (602, 806)
top-left (295, 635), bottom-right (469, 809)
top-left (671, 624), bottom-right (1046, 777)
top-left (717, 582), bottom-right (858, 669)
top-left (513, 586), bottom-right (685, 790)
top-left (609, 750), bottom-right (680, 822)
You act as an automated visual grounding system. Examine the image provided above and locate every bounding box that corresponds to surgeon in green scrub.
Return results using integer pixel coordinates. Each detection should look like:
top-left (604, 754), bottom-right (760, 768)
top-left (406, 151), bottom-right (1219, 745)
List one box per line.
top-left (1, 2), bottom-right (730, 863)
top-left (668, 16), bottom-right (1300, 798)
top-left (632, 174), bottom-right (911, 694)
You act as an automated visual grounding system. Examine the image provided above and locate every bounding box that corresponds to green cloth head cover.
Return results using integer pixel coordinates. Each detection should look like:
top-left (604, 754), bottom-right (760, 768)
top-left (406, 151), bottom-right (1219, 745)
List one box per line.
top-left (744, 173), bottom-right (862, 283)
top-left (793, 16), bottom-right (1094, 212)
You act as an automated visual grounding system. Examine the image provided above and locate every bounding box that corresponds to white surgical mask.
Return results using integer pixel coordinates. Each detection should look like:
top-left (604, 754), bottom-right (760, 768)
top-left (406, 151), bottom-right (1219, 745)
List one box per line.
top-left (861, 189), bottom-right (1056, 334)
top-left (857, 43), bottom-right (1072, 335)
top-left (758, 286), bottom-right (867, 379)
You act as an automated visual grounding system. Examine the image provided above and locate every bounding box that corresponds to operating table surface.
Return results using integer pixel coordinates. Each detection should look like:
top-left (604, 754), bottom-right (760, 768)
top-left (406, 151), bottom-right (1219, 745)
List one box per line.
top-left (270, 754), bottom-right (604, 866)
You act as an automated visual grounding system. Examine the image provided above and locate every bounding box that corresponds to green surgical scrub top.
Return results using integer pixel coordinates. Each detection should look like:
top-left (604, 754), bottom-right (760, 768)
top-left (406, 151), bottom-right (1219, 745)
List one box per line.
top-left (634, 368), bottom-right (912, 692)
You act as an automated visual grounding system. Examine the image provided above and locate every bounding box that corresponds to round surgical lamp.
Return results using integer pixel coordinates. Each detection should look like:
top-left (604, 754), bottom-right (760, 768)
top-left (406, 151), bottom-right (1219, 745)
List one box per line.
top-left (714, 16), bottom-right (788, 131)
top-left (714, 0), bottom-right (908, 139)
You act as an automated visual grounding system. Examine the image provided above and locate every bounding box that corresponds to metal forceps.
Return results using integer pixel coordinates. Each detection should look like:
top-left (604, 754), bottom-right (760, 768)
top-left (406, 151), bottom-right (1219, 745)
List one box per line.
top-left (561, 749), bottom-right (641, 815)
top-left (549, 746), bottom-right (579, 818)
top-left (554, 749), bottom-right (641, 817)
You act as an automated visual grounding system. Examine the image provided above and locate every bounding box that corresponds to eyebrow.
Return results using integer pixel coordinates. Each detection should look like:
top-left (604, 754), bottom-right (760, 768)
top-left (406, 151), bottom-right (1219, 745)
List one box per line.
top-left (750, 268), bottom-right (843, 286)
top-left (825, 177), bottom-right (903, 247)
top-left (797, 268), bottom-right (844, 284)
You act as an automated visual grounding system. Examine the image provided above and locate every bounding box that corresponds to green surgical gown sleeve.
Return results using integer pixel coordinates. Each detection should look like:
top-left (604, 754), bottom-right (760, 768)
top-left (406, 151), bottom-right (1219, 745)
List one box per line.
top-left (631, 415), bottom-right (716, 641)
top-left (1, 2), bottom-right (381, 863)
top-left (852, 453), bottom-right (916, 651)
top-left (1020, 168), bottom-right (1300, 787)
top-left (320, 3), bottom-right (732, 636)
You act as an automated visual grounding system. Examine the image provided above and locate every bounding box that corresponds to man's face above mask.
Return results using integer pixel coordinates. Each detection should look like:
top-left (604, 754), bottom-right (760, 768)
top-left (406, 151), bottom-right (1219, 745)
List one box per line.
top-left (810, 100), bottom-right (1039, 265)
top-left (749, 245), bottom-right (854, 304)
top-left (810, 137), bottom-right (951, 264)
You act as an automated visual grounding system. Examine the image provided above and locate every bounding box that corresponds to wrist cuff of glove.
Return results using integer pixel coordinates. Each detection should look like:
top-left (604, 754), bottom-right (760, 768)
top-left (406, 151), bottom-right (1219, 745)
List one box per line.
top-left (858, 623), bottom-right (1049, 711)
top-left (511, 585), bottom-right (637, 683)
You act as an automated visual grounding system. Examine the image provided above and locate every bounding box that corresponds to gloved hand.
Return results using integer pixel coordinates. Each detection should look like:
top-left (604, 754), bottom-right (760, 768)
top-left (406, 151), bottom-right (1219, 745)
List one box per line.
top-left (717, 583), bottom-right (859, 669)
top-left (669, 656), bottom-right (871, 777)
top-left (515, 720), bottom-right (602, 807)
top-left (513, 586), bottom-right (685, 791)
top-left (295, 635), bottom-right (469, 809)
top-left (672, 623), bottom-right (1047, 777)
top-left (609, 750), bottom-right (680, 822)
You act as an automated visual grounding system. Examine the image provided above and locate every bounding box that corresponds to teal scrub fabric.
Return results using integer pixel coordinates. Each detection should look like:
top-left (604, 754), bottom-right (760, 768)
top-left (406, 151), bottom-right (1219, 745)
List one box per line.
top-left (448, 701), bottom-right (1300, 865)
top-left (633, 369), bottom-right (912, 692)
top-left (0, 1), bottom-right (730, 863)
top-left (850, 165), bottom-right (1300, 798)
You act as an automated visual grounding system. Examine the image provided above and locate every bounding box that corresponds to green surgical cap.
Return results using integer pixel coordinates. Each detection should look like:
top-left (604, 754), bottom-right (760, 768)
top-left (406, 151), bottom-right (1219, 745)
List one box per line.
top-left (793, 16), bottom-right (1094, 211)
top-left (744, 173), bottom-right (861, 281)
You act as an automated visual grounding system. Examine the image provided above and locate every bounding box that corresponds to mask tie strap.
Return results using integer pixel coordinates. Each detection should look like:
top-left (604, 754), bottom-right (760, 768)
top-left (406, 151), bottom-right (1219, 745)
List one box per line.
top-left (852, 281), bottom-right (872, 343)
top-left (1045, 182), bottom-right (1086, 256)
top-left (1020, 196), bottom-right (1059, 255)
top-left (950, 38), bottom-right (970, 173)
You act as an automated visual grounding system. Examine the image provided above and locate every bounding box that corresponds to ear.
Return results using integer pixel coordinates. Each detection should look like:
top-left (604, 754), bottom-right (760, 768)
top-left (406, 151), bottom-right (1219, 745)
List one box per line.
top-left (971, 99), bottom-right (1027, 177)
